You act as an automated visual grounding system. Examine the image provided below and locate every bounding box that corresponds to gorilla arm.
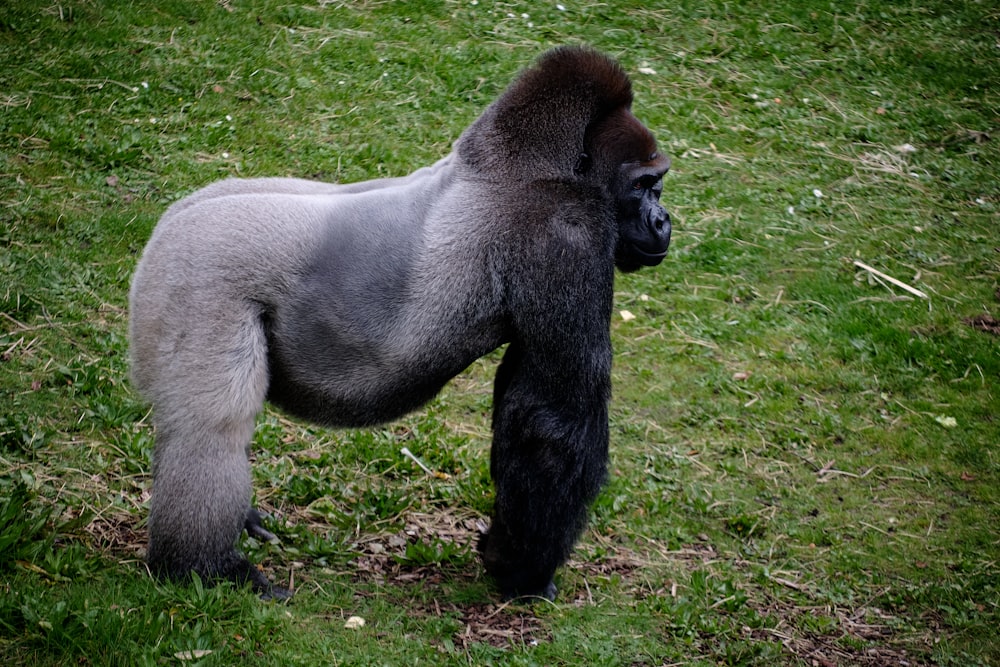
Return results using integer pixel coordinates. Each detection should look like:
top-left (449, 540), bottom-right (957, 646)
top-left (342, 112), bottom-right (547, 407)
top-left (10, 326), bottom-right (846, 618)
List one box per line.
top-left (478, 186), bottom-right (617, 600)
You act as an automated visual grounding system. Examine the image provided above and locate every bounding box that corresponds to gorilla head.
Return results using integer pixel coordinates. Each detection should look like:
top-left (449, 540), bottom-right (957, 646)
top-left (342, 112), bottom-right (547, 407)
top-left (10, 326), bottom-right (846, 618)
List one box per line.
top-left (457, 46), bottom-right (672, 274)
top-left (129, 45), bottom-right (671, 602)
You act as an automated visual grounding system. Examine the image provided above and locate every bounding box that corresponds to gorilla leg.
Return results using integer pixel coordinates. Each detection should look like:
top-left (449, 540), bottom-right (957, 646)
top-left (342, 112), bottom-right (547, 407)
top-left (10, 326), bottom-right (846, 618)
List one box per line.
top-left (147, 411), bottom-right (285, 596)
top-left (135, 294), bottom-right (286, 596)
top-left (479, 344), bottom-right (610, 600)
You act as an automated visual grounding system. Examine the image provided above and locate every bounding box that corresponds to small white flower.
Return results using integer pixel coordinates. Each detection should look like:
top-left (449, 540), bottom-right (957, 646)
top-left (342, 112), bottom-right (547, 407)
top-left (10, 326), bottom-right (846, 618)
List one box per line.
top-left (749, 93), bottom-right (759, 100)
top-left (471, 0), bottom-right (478, 4)
top-left (619, 310), bottom-right (636, 322)
top-left (638, 67), bottom-right (657, 75)
top-left (812, 188), bottom-right (824, 198)
top-left (222, 152), bottom-right (230, 158)
top-left (175, 650), bottom-right (213, 660)
top-left (521, 12), bottom-right (529, 18)
top-left (934, 415), bottom-right (957, 428)
top-left (149, 117), bottom-right (157, 124)
top-left (556, 3), bottom-right (565, 10)
top-left (787, 206), bottom-right (795, 215)
top-left (141, 81), bottom-right (149, 89)
top-left (225, 114), bottom-right (233, 121)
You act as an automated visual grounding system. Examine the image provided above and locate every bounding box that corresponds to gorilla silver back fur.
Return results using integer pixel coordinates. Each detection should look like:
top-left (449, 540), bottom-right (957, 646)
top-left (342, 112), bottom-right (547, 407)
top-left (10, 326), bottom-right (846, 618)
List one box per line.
top-left (129, 46), bottom-right (671, 600)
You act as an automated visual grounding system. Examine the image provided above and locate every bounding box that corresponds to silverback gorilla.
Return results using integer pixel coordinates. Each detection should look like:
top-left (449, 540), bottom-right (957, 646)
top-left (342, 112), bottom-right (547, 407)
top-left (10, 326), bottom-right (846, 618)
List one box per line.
top-left (129, 46), bottom-right (671, 601)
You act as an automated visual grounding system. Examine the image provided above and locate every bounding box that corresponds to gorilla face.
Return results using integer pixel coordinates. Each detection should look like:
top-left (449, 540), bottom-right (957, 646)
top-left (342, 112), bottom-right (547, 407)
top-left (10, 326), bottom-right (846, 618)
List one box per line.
top-left (614, 152), bottom-right (672, 273)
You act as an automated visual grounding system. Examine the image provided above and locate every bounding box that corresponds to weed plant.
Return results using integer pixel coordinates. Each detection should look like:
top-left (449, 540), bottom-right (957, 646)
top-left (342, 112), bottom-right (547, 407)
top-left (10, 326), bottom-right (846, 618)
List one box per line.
top-left (1, 0), bottom-right (997, 664)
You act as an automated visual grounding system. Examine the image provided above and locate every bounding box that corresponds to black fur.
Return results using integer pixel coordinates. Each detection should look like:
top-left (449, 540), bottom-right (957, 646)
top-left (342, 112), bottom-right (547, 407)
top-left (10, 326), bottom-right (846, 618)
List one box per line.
top-left (129, 45), bottom-right (671, 600)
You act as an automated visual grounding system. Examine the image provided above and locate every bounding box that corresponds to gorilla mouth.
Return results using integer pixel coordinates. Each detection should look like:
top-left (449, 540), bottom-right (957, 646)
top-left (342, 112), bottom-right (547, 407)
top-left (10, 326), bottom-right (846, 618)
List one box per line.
top-left (631, 244), bottom-right (669, 265)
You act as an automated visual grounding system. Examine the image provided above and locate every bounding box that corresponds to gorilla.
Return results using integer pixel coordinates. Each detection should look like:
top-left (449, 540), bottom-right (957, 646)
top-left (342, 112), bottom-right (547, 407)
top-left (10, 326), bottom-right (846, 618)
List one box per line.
top-left (129, 45), bottom-right (671, 601)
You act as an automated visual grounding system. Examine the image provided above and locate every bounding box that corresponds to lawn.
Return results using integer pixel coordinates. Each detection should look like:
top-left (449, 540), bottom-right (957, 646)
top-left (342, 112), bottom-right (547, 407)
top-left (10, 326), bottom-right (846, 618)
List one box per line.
top-left (1, 0), bottom-right (998, 665)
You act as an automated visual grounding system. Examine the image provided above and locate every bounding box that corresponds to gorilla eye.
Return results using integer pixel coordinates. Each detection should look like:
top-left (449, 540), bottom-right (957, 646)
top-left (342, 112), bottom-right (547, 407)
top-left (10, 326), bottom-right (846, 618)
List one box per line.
top-left (574, 152), bottom-right (592, 175)
top-left (633, 175), bottom-right (657, 190)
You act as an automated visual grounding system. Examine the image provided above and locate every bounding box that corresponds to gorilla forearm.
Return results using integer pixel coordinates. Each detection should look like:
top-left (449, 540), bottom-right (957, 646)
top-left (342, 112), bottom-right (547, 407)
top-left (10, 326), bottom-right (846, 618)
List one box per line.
top-left (482, 343), bottom-right (611, 598)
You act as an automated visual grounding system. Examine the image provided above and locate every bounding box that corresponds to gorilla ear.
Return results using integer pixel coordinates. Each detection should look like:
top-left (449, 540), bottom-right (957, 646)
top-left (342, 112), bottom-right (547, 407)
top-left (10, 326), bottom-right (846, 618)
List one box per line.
top-left (457, 46), bottom-right (634, 179)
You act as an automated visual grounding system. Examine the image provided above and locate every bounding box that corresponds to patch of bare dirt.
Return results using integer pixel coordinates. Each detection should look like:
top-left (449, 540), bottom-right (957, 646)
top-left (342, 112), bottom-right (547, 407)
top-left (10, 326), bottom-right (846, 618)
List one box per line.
top-left (349, 509), bottom-right (482, 587)
top-left (964, 313), bottom-right (1000, 336)
top-left (454, 603), bottom-right (548, 649)
top-left (753, 603), bottom-right (932, 666)
top-left (84, 510), bottom-right (145, 560)
top-left (345, 509), bottom-right (550, 648)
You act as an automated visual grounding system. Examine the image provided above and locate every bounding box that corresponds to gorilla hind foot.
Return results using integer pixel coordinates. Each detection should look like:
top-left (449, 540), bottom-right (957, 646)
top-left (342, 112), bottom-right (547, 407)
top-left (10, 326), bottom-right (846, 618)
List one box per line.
top-left (149, 547), bottom-right (290, 600)
top-left (238, 559), bottom-right (292, 601)
top-left (244, 507), bottom-right (279, 543)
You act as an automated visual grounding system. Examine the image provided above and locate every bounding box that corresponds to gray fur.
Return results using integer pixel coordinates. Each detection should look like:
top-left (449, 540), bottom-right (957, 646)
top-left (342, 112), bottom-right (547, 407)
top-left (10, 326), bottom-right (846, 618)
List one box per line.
top-left (129, 46), bottom-right (671, 599)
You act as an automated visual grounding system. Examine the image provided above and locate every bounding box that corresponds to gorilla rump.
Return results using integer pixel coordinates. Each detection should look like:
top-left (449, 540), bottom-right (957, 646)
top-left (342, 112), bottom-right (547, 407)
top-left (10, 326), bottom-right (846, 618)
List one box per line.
top-left (129, 46), bottom-right (671, 601)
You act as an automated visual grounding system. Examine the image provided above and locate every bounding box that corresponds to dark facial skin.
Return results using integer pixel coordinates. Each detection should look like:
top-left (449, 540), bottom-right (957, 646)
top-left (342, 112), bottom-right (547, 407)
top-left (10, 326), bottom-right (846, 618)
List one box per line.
top-left (614, 152), bottom-right (672, 273)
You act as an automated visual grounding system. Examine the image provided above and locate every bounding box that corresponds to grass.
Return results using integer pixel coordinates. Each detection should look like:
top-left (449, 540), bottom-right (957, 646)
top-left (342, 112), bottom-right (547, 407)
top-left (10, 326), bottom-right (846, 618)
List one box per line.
top-left (1, 0), bottom-right (998, 664)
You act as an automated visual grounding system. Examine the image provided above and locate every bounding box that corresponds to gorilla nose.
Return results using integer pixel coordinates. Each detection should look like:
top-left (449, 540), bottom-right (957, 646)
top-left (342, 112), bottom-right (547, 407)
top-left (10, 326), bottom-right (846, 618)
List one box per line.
top-left (650, 209), bottom-right (671, 247)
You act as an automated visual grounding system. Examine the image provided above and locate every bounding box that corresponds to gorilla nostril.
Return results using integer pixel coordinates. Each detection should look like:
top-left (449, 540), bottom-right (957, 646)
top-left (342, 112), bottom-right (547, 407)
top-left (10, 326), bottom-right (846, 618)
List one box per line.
top-left (652, 212), bottom-right (669, 233)
top-left (659, 213), bottom-right (672, 233)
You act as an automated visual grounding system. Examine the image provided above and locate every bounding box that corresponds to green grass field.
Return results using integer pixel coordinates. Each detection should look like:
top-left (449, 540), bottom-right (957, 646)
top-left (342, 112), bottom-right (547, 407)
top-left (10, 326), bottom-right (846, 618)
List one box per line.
top-left (2, 1), bottom-right (998, 664)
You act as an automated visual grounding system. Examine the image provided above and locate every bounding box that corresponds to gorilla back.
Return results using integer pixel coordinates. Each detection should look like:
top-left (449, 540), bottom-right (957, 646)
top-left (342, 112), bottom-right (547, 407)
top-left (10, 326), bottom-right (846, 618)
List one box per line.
top-left (129, 45), bottom-right (671, 601)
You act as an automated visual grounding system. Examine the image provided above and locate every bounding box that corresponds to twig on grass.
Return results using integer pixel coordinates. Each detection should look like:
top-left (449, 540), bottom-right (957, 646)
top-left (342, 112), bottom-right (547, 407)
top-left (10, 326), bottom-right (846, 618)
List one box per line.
top-left (816, 462), bottom-right (876, 483)
top-left (1, 311), bottom-right (31, 331)
top-left (853, 260), bottom-right (928, 299)
top-left (400, 447), bottom-right (450, 480)
top-left (769, 575), bottom-right (806, 592)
